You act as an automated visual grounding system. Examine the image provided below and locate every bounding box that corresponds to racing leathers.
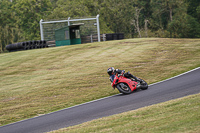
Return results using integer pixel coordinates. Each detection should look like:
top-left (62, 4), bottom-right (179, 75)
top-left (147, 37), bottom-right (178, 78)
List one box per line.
top-left (114, 69), bottom-right (139, 81)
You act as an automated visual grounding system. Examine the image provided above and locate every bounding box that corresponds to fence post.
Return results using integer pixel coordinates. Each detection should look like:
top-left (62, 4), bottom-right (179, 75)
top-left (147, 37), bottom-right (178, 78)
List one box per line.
top-left (40, 19), bottom-right (44, 40)
top-left (96, 14), bottom-right (100, 42)
top-left (103, 34), bottom-right (106, 41)
top-left (68, 17), bottom-right (70, 26)
top-left (90, 34), bottom-right (93, 43)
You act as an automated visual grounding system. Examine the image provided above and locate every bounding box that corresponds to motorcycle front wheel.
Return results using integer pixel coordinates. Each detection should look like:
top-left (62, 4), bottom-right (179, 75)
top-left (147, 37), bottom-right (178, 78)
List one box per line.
top-left (116, 83), bottom-right (132, 94)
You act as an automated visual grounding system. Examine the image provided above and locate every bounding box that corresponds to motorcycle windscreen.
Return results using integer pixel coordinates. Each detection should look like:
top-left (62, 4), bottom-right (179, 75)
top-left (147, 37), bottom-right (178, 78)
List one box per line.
top-left (110, 75), bottom-right (115, 82)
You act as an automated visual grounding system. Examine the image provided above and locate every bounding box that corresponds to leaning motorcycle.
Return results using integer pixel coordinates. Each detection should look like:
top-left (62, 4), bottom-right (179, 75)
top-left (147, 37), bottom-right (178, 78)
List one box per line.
top-left (109, 71), bottom-right (148, 94)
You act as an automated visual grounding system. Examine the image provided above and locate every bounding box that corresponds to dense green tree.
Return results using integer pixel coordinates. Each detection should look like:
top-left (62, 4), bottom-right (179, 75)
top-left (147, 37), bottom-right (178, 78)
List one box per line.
top-left (150, 0), bottom-right (187, 37)
top-left (1, 0), bottom-right (200, 53)
top-left (50, 0), bottom-right (59, 8)
top-left (168, 14), bottom-right (200, 38)
top-left (167, 0), bottom-right (200, 38)
top-left (197, 5), bottom-right (200, 21)
top-left (13, 0), bottom-right (52, 40)
top-left (48, 0), bottom-right (112, 34)
top-left (48, 0), bottom-right (90, 18)
top-left (186, 0), bottom-right (200, 21)
top-left (0, 0), bottom-right (21, 52)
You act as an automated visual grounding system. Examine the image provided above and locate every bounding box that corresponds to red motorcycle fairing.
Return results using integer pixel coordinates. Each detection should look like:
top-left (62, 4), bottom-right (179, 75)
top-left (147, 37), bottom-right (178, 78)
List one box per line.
top-left (111, 74), bottom-right (138, 92)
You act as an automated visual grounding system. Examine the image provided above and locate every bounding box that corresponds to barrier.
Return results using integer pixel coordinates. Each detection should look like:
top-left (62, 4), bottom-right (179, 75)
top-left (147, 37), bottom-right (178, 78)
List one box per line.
top-left (6, 40), bottom-right (48, 52)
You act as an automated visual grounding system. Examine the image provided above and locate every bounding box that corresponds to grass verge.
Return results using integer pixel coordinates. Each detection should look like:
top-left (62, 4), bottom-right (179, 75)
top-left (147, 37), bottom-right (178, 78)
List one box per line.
top-left (0, 38), bottom-right (200, 125)
top-left (49, 93), bottom-right (200, 133)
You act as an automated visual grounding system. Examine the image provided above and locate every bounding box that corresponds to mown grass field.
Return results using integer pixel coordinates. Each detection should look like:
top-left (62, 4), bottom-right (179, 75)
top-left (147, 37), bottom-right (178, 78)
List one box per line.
top-left (0, 38), bottom-right (200, 126)
top-left (49, 93), bottom-right (200, 133)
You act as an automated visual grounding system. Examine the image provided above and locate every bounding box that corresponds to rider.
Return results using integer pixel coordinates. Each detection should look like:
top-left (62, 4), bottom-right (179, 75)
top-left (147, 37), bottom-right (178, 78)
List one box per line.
top-left (107, 67), bottom-right (140, 82)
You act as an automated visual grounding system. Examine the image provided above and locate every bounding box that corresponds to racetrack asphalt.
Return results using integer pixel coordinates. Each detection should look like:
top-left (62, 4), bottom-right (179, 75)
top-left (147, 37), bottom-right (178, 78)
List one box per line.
top-left (0, 67), bottom-right (200, 133)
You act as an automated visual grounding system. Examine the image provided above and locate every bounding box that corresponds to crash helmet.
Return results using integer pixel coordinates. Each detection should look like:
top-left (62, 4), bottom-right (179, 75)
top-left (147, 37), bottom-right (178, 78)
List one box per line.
top-left (107, 67), bottom-right (114, 76)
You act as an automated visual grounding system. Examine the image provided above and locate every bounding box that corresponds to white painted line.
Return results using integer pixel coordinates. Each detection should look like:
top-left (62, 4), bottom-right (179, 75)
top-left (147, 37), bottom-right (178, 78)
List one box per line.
top-left (58, 67), bottom-right (200, 111)
top-left (2, 67), bottom-right (200, 127)
top-left (149, 67), bottom-right (200, 86)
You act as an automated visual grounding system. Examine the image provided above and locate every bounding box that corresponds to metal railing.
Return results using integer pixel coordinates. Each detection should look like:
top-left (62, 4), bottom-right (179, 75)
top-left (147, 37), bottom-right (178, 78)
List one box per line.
top-left (39, 15), bottom-right (100, 42)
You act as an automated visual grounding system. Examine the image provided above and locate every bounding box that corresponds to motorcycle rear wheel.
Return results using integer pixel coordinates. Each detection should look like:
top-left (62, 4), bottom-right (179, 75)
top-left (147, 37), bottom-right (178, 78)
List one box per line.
top-left (140, 80), bottom-right (148, 90)
top-left (116, 83), bottom-right (132, 94)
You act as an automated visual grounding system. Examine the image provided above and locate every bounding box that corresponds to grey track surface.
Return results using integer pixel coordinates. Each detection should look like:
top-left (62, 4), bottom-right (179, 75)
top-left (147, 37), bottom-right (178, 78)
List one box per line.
top-left (1, 67), bottom-right (200, 133)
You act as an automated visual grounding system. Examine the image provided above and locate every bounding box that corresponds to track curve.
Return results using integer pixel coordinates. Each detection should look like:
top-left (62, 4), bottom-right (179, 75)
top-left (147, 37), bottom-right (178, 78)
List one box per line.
top-left (1, 67), bottom-right (200, 133)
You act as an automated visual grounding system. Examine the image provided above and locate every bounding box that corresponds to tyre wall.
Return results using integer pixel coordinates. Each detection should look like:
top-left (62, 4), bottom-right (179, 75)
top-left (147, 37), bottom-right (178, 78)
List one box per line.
top-left (6, 40), bottom-right (47, 52)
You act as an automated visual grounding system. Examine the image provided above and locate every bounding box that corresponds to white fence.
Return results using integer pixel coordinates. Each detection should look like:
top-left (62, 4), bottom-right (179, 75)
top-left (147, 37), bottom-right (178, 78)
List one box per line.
top-left (39, 15), bottom-right (100, 42)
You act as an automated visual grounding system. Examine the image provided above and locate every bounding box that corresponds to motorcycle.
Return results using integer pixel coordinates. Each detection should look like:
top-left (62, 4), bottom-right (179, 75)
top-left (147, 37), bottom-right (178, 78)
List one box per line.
top-left (109, 70), bottom-right (148, 94)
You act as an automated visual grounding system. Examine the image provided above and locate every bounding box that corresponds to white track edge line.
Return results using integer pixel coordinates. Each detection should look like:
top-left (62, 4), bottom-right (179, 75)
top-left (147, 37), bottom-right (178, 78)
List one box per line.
top-left (1, 67), bottom-right (200, 127)
top-left (149, 67), bottom-right (200, 86)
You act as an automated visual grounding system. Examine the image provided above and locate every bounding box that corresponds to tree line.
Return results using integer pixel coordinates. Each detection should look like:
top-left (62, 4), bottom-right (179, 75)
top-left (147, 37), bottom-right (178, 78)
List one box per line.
top-left (0, 0), bottom-right (200, 53)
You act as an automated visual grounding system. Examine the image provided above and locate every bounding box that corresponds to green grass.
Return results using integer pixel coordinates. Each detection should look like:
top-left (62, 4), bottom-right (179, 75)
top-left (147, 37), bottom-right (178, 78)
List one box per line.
top-left (0, 38), bottom-right (200, 126)
top-left (49, 93), bottom-right (200, 133)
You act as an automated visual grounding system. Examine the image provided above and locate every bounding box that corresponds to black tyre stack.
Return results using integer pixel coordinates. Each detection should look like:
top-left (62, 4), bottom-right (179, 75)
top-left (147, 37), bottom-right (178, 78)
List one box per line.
top-left (6, 40), bottom-right (48, 52)
top-left (105, 33), bottom-right (124, 41)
